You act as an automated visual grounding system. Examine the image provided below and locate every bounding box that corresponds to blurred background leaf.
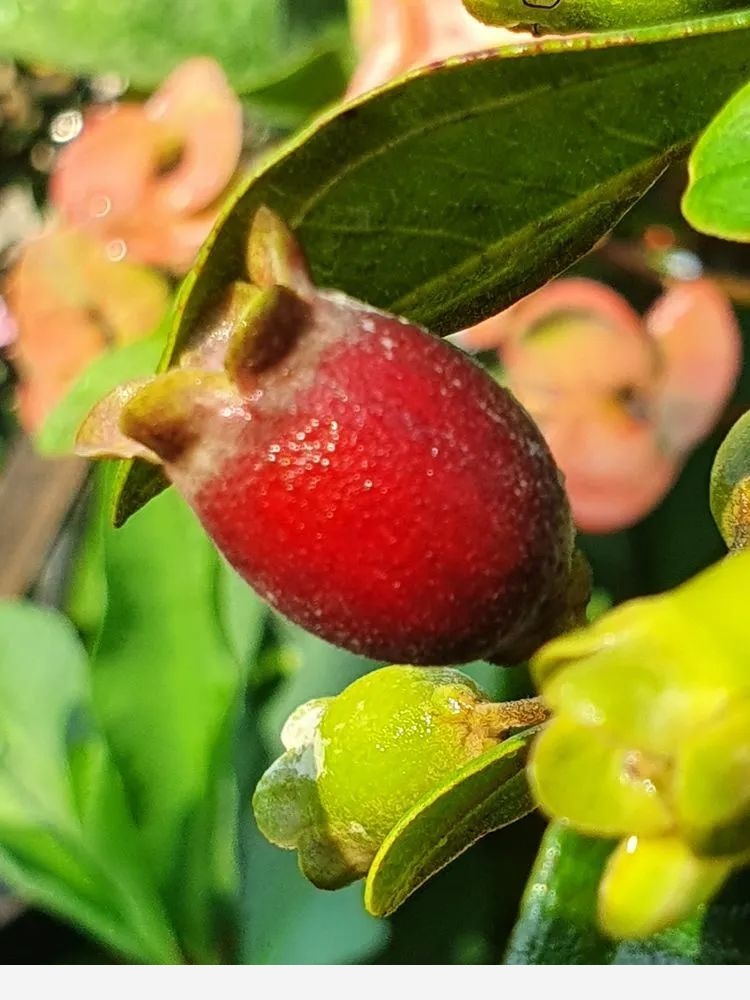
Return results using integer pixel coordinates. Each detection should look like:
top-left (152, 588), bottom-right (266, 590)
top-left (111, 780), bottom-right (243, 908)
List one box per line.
top-left (0, 0), bottom-right (352, 117)
top-left (0, 601), bottom-right (178, 962)
top-left (91, 481), bottom-right (247, 962)
top-left (683, 79), bottom-right (750, 243)
top-left (242, 828), bottom-right (387, 964)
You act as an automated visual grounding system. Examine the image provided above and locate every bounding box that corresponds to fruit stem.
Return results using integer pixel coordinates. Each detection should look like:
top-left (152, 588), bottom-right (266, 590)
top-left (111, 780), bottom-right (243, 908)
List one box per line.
top-left (476, 696), bottom-right (550, 739)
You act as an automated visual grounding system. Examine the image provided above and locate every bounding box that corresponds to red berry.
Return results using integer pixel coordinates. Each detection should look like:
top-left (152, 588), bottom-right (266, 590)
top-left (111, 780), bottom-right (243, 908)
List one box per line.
top-left (78, 208), bottom-right (579, 665)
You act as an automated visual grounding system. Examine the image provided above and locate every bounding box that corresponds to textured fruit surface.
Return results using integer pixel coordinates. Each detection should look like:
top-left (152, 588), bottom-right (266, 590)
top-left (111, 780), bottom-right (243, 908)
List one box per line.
top-left (78, 208), bottom-right (577, 666)
top-left (196, 303), bottom-right (573, 664)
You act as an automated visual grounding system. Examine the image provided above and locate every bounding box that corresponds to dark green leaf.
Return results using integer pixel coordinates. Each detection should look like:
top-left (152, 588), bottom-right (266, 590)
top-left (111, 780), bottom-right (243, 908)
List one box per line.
top-left (682, 79), bottom-right (750, 241)
top-left (506, 823), bottom-right (750, 964)
top-left (92, 484), bottom-right (245, 962)
top-left (115, 10), bottom-right (750, 522)
top-left (364, 727), bottom-right (540, 918)
top-left (505, 822), bottom-right (617, 964)
top-left (0, 602), bottom-right (178, 963)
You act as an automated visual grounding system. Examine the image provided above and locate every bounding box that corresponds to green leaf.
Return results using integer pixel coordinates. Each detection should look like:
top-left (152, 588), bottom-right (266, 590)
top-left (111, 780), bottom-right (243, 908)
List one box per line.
top-left (92, 483), bottom-right (245, 962)
top-left (683, 78), bottom-right (750, 242)
top-left (114, 10), bottom-right (750, 523)
top-left (243, 40), bottom-right (352, 131)
top-left (364, 727), bottom-right (539, 918)
top-left (506, 823), bottom-right (750, 964)
top-left (35, 334), bottom-right (165, 458)
top-left (0, 0), bottom-right (350, 97)
top-left (0, 602), bottom-right (179, 963)
top-left (505, 823), bottom-right (616, 964)
top-left (215, 560), bottom-right (270, 683)
top-left (465, 0), bottom-right (749, 32)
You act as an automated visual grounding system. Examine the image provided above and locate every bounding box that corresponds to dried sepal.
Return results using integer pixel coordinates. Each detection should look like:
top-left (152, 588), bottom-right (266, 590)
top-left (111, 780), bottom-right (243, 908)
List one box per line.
top-left (245, 206), bottom-right (312, 294)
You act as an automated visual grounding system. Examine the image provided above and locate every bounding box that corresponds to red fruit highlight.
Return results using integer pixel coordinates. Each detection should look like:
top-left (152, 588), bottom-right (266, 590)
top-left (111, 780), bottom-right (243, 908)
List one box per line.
top-left (78, 208), bottom-right (580, 666)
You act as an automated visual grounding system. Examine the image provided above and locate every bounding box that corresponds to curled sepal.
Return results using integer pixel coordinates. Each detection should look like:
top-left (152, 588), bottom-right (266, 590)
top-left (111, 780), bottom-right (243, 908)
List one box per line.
top-left (76, 379), bottom-right (161, 463)
top-left (364, 725), bottom-right (541, 918)
top-left (121, 370), bottom-right (237, 464)
top-left (178, 281), bottom-right (262, 371)
top-left (225, 285), bottom-right (311, 386)
top-left (246, 206), bottom-right (312, 295)
top-left (711, 410), bottom-right (750, 551)
top-left (598, 836), bottom-right (732, 940)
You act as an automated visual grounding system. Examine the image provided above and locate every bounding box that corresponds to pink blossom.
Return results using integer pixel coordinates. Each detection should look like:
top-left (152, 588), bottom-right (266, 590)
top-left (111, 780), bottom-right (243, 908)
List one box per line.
top-left (51, 58), bottom-right (243, 275)
top-left (460, 278), bottom-right (741, 533)
top-left (4, 226), bottom-right (169, 432)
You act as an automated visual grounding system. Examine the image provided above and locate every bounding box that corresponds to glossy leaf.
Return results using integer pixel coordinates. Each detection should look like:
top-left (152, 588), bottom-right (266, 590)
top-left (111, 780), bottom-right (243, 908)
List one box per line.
top-left (0, 602), bottom-right (178, 963)
top-left (0, 0), bottom-right (350, 99)
top-left (364, 726), bottom-right (540, 918)
top-left (683, 79), bottom-right (750, 242)
top-left (115, 10), bottom-right (750, 522)
top-left (505, 822), bottom-right (616, 964)
top-left (91, 484), bottom-right (245, 962)
top-left (36, 333), bottom-right (165, 457)
top-left (465, 0), bottom-right (748, 31)
top-left (506, 823), bottom-right (750, 963)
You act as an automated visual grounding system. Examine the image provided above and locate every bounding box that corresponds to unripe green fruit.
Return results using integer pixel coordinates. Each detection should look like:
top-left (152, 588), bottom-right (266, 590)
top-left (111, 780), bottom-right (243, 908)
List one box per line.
top-left (315, 666), bottom-right (503, 863)
top-left (464, 0), bottom-right (744, 32)
top-left (253, 666), bottom-right (541, 889)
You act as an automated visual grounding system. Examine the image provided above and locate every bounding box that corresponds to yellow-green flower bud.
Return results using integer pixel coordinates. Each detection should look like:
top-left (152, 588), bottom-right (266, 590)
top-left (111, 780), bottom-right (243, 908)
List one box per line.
top-left (528, 551), bottom-right (750, 937)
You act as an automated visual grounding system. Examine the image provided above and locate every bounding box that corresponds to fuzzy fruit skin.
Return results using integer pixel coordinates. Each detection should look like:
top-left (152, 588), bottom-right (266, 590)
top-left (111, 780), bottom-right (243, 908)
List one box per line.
top-left (194, 300), bottom-right (573, 665)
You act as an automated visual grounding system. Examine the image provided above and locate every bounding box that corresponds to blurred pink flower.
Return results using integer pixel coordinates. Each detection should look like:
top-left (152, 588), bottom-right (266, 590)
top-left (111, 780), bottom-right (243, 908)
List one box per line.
top-left (5, 226), bottom-right (169, 432)
top-left (460, 278), bottom-right (741, 533)
top-left (346, 0), bottom-right (529, 98)
top-left (51, 58), bottom-right (243, 275)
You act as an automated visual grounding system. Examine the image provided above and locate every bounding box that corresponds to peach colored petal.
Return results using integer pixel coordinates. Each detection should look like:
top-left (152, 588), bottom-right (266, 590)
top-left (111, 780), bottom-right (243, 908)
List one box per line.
top-left (647, 278), bottom-right (742, 453)
top-left (347, 0), bottom-right (527, 98)
top-left (50, 59), bottom-right (242, 274)
top-left (473, 279), bottom-right (682, 533)
top-left (4, 227), bottom-right (169, 431)
top-left (460, 278), bottom-right (645, 357)
top-left (0, 296), bottom-right (18, 348)
top-left (541, 397), bottom-right (678, 533)
top-left (506, 313), bottom-right (656, 407)
top-left (146, 57), bottom-right (243, 217)
top-left (51, 105), bottom-right (164, 231)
